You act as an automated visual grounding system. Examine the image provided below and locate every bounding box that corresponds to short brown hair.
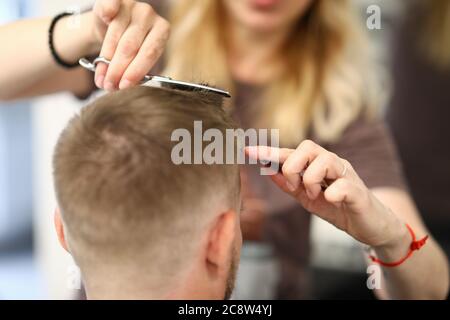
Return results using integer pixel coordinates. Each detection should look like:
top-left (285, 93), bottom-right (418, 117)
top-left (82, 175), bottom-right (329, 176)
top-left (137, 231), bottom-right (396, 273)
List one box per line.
top-left (53, 86), bottom-right (240, 285)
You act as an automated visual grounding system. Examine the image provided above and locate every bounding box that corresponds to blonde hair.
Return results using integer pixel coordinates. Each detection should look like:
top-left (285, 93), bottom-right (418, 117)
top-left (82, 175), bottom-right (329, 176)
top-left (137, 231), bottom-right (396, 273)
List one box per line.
top-left (164, 0), bottom-right (378, 146)
top-left (418, 0), bottom-right (450, 70)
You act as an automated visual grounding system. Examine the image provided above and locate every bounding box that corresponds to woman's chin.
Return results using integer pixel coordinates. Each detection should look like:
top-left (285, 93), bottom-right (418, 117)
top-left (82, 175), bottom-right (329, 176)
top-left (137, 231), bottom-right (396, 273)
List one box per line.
top-left (240, 17), bottom-right (287, 34)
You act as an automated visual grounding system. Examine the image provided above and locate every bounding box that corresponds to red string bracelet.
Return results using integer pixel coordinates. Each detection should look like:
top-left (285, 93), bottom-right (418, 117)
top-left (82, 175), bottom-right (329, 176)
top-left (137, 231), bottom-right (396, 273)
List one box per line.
top-left (368, 224), bottom-right (429, 267)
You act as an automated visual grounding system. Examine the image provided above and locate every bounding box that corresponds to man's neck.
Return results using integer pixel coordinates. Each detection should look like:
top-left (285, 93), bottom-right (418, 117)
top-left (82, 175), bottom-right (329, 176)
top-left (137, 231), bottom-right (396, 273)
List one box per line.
top-left (86, 286), bottom-right (220, 300)
top-left (84, 272), bottom-right (222, 300)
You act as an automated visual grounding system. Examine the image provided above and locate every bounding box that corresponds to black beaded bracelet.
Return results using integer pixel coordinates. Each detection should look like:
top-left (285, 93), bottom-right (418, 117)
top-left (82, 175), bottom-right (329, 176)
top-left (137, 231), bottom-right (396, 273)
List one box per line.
top-left (48, 12), bottom-right (80, 69)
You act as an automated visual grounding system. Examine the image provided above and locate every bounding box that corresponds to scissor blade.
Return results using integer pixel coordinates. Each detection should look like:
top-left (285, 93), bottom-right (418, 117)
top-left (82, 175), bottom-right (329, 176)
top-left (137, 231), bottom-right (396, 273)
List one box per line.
top-left (79, 57), bottom-right (231, 98)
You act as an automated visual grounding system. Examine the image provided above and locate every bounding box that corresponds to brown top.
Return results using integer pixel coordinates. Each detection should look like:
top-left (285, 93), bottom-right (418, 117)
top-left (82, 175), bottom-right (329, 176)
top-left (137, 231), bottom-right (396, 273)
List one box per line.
top-left (387, 7), bottom-right (450, 239)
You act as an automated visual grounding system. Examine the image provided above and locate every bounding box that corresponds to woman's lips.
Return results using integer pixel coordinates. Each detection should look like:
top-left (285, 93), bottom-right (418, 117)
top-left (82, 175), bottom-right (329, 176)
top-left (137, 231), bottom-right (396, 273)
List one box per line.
top-left (249, 0), bottom-right (281, 10)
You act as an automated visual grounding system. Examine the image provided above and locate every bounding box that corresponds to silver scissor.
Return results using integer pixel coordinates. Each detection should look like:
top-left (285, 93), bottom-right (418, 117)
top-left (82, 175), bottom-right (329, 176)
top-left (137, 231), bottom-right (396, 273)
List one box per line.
top-left (79, 57), bottom-right (231, 98)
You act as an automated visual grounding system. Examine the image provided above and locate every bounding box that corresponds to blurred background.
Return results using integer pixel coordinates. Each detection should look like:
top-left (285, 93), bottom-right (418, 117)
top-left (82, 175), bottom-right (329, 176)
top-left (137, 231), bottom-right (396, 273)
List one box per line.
top-left (0, 0), bottom-right (93, 299)
top-left (0, 0), bottom-right (448, 299)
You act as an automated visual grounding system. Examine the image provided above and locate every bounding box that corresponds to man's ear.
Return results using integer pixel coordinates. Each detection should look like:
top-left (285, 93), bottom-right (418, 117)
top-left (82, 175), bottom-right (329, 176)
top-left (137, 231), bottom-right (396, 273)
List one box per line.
top-left (205, 210), bottom-right (240, 278)
top-left (54, 207), bottom-right (70, 253)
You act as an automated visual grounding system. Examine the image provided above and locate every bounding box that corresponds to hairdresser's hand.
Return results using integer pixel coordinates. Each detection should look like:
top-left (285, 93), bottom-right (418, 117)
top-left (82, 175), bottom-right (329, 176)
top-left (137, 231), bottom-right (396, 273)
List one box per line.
top-left (89, 0), bottom-right (170, 91)
top-left (245, 141), bottom-right (406, 248)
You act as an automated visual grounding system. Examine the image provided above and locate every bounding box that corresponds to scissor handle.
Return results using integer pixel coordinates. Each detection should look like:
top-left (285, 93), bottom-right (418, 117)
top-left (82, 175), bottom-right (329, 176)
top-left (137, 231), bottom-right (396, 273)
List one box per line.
top-left (79, 57), bottom-right (152, 82)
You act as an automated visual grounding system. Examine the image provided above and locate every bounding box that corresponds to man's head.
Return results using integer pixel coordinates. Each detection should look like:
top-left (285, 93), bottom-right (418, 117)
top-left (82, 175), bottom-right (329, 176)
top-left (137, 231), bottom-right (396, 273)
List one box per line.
top-left (53, 86), bottom-right (241, 299)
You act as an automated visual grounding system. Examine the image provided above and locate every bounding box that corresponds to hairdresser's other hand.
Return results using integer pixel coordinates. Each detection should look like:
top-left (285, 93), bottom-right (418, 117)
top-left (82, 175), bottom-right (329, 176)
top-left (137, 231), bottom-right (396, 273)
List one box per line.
top-left (90, 0), bottom-right (170, 91)
top-left (245, 142), bottom-right (406, 249)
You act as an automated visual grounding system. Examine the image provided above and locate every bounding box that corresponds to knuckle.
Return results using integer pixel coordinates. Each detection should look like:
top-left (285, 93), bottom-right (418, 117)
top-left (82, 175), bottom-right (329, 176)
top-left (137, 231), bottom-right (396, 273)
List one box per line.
top-left (134, 3), bottom-right (155, 19)
top-left (153, 18), bottom-right (171, 41)
top-left (160, 18), bottom-right (171, 33)
top-left (341, 158), bottom-right (353, 171)
top-left (143, 3), bottom-right (156, 16)
top-left (99, 0), bottom-right (118, 17)
top-left (299, 139), bottom-right (315, 151)
top-left (102, 6), bottom-right (114, 17)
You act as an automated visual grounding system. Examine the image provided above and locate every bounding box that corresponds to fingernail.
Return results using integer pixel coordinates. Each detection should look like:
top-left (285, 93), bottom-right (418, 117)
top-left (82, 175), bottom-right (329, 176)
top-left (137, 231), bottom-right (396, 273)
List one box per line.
top-left (95, 75), bottom-right (105, 88)
top-left (286, 181), bottom-right (296, 192)
top-left (104, 81), bottom-right (115, 92)
top-left (119, 79), bottom-right (132, 89)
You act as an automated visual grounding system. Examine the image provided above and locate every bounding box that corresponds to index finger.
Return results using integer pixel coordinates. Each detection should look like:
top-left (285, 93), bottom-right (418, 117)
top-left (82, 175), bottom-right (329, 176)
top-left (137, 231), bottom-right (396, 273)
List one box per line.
top-left (119, 17), bottom-right (170, 88)
top-left (244, 146), bottom-right (294, 165)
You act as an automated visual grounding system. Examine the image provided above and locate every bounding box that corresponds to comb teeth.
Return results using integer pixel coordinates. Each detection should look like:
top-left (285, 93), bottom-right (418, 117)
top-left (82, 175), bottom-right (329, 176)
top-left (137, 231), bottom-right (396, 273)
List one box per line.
top-left (193, 82), bottom-right (220, 90)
